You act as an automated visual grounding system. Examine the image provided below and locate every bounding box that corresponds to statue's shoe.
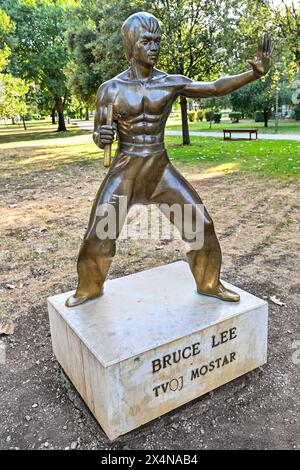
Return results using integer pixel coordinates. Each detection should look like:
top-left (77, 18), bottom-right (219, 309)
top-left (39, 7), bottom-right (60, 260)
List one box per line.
top-left (197, 284), bottom-right (240, 302)
top-left (65, 292), bottom-right (103, 308)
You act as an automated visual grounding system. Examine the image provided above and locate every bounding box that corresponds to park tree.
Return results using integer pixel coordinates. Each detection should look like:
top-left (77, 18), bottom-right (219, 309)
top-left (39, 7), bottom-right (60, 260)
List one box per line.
top-left (230, 68), bottom-right (289, 127)
top-left (229, 86), bottom-right (253, 118)
top-left (0, 73), bottom-right (29, 127)
top-left (251, 74), bottom-right (278, 127)
top-left (66, 0), bottom-right (243, 144)
top-left (270, 0), bottom-right (300, 74)
top-left (71, 0), bottom-right (150, 83)
top-left (1, 0), bottom-right (76, 131)
top-left (25, 83), bottom-right (57, 123)
top-left (217, 1), bottom-right (299, 126)
top-left (65, 0), bottom-right (151, 120)
top-left (0, 7), bottom-right (29, 128)
top-left (0, 8), bottom-right (14, 71)
top-left (66, 95), bottom-right (86, 119)
top-left (151, 0), bottom-right (243, 144)
top-left (66, 26), bottom-right (99, 120)
top-left (227, 1), bottom-right (297, 129)
top-left (225, 1), bottom-right (300, 79)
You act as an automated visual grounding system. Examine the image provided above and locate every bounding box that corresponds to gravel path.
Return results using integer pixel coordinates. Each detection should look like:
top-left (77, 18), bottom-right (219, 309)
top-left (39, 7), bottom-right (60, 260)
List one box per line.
top-left (1, 143), bottom-right (299, 449)
top-left (74, 120), bottom-right (300, 141)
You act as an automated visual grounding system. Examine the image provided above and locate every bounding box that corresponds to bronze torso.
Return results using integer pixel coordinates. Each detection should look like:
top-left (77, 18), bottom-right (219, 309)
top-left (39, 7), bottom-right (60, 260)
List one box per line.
top-left (96, 69), bottom-right (191, 155)
top-left (113, 71), bottom-right (173, 146)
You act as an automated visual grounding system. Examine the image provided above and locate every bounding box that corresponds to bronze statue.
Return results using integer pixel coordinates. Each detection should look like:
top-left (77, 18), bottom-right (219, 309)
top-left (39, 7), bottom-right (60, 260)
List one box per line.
top-left (66, 12), bottom-right (274, 308)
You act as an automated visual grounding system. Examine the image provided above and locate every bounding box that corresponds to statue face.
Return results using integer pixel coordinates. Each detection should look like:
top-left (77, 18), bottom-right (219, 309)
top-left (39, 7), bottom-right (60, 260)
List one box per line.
top-left (132, 30), bottom-right (161, 66)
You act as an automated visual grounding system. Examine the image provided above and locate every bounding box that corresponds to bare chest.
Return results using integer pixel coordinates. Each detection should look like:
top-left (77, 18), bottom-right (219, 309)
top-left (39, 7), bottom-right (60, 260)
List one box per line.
top-left (112, 82), bottom-right (175, 119)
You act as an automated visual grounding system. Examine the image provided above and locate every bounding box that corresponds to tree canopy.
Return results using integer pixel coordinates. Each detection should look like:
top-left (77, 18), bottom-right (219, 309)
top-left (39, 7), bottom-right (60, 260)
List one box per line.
top-left (1, 0), bottom-right (75, 130)
top-left (0, 0), bottom-right (299, 132)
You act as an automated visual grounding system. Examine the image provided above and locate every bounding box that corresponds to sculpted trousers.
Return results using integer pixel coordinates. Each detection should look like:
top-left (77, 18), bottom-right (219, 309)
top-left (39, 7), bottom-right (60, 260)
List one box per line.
top-left (74, 150), bottom-right (222, 299)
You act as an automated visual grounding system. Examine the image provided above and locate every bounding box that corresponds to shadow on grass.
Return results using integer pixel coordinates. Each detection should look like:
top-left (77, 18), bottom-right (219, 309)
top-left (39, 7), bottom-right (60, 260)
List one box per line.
top-left (1, 144), bottom-right (102, 174)
top-left (0, 126), bottom-right (90, 144)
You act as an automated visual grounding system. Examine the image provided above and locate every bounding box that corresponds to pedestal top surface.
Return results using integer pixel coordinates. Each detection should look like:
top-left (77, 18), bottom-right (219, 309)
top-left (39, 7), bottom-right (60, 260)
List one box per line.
top-left (48, 261), bottom-right (267, 367)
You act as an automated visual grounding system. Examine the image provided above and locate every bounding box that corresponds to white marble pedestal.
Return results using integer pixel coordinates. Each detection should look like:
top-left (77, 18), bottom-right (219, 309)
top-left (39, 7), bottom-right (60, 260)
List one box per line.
top-left (48, 261), bottom-right (268, 440)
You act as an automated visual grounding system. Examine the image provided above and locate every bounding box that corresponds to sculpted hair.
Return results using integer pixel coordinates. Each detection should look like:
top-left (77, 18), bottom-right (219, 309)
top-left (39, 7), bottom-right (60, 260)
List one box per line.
top-left (121, 12), bottom-right (162, 62)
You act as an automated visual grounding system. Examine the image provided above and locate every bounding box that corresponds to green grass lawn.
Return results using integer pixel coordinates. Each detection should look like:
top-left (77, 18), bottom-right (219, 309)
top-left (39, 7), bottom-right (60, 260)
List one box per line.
top-left (165, 135), bottom-right (300, 178)
top-left (166, 118), bottom-right (300, 134)
top-left (1, 121), bottom-right (299, 179)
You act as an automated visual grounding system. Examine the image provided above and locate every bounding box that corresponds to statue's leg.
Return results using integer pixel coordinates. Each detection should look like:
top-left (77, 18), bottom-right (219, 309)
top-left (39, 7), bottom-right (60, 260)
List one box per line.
top-left (150, 162), bottom-right (240, 302)
top-left (66, 169), bottom-right (132, 307)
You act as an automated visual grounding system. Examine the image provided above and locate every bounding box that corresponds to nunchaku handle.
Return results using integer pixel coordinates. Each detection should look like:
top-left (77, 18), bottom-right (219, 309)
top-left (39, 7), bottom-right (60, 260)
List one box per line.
top-left (103, 103), bottom-right (114, 168)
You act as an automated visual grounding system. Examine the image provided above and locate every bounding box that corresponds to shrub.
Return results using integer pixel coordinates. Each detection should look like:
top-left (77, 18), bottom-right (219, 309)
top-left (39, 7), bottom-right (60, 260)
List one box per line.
top-left (213, 113), bottom-right (222, 123)
top-left (294, 107), bottom-right (300, 121)
top-left (24, 112), bottom-right (33, 121)
top-left (68, 111), bottom-right (77, 118)
top-left (205, 111), bottom-right (213, 121)
top-left (187, 110), bottom-right (197, 122)
top-left (255, 111), bottom-right (264, 122)
top-left (229, 112), bottom-right (241, 123)
top-left (196, 110), bottom-right (203, 121)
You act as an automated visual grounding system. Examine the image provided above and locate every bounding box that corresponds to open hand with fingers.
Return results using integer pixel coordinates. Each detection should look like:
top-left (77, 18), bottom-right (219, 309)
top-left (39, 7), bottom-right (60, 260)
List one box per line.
top-left (248, 33), bottom-right (274, 77)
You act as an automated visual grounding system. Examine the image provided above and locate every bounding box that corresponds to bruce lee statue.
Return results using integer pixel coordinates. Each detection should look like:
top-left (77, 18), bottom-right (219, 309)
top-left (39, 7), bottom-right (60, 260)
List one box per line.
top-left (66, 12), bottom-right (274, 307)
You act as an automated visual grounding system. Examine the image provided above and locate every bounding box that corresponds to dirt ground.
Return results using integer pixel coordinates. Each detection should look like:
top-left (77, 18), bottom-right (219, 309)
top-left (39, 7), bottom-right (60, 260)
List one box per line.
top-left (0, 133), bottom-right (299, 450)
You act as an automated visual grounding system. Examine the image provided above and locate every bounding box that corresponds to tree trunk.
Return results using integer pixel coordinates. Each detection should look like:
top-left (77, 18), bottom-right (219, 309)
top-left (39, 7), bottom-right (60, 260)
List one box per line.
top-left (180, 96), bottom-right (190, 145)
top-left (85, 107), bottom-right (89, 120)
top-left (22, 116), bottom-right (27, 130)
top-left (51, 106), bottom-right (56, 125)
top-left (80, 107), bottom-right (83, 120)
top-left (55, 96), bottom-right (67, 132)
top-left (263, 109), bottom-right (269, 128)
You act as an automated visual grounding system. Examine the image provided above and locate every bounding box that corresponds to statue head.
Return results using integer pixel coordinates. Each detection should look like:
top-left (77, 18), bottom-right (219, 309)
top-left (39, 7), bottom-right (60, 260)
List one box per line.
top-left (121, 12), bottom-right (162, 65)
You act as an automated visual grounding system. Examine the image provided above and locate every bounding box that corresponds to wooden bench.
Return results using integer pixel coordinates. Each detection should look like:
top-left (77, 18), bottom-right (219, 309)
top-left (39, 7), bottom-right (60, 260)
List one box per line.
top-left (223, 128), bottom-right (258, 140)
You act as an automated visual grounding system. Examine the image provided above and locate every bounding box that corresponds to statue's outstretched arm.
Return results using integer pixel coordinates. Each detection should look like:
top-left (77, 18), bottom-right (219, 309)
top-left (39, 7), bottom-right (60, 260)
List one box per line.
top-left (181, 33), bottom-right (274, 99)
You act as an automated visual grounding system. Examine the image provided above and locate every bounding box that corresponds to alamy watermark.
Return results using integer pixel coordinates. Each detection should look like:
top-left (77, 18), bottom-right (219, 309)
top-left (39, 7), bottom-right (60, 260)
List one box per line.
top-left (0, 340), bottom-right (6, 365)
top-left (0, 78), bottom-right (5, 105)
top-left (291, 80), bottom-right (300, 105)
top-left (291, 340), bottom-right (300, 365)
top-left (94, 198), bottom-right (205, 250)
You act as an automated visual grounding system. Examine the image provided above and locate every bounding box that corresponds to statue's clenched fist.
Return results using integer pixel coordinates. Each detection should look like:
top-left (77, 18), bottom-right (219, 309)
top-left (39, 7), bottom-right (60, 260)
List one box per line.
top-left (93, 125), bottom-right (115, 147)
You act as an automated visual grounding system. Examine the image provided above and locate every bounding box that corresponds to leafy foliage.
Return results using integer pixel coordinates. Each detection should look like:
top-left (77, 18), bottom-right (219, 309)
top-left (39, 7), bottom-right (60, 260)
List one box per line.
top-left (0, 8), bottom-right (15, 71)
top-left (0, 73), bottom-right (29, 118)
top-left (1, 0), bottom-right (299, 134)
top-left (1, 0), bottom-right (76, 130)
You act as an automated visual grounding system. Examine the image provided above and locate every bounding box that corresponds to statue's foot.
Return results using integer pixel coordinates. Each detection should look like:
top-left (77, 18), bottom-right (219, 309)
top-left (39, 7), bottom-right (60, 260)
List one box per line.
top-left (65, 291), bottom-right (103, 308)
top-left (197, 284), bottom-right (240, 302)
